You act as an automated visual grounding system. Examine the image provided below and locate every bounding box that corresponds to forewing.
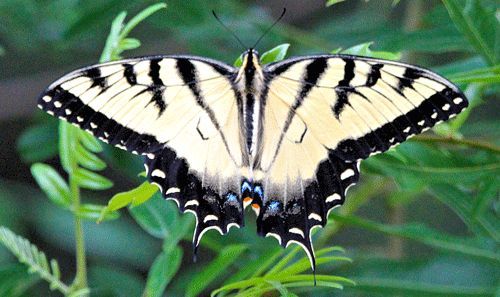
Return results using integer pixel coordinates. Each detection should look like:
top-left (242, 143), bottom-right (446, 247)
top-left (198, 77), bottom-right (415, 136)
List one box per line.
top-left (38, 56), bottom-right (246, 249)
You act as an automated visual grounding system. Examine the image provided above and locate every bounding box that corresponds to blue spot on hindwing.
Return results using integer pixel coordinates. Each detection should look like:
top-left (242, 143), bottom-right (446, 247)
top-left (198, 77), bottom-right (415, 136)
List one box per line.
top-left (268, 200), bottom-right (281, 212)
top-left (242, 181), bottom-right (252, 193)
top-left (226, 192), bottom-right (238, 202)
top-left (254, 185), bottom-right (263, 198)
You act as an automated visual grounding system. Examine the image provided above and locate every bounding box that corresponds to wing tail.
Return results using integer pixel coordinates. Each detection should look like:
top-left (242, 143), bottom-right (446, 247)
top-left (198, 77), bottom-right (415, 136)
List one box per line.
top-left (145, 148), bottom-right (244, 259)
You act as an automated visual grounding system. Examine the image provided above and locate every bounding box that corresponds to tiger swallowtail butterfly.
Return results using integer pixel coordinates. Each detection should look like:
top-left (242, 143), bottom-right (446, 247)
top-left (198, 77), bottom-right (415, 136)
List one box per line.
top-left (38, 47), bottom-right (468, 273)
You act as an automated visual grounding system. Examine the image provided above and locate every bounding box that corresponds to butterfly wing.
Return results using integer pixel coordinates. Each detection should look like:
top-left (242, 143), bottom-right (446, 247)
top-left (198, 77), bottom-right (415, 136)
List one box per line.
top-left (257, 55), bottom-right (468, 268)
top-left (38, 56), bottom-right (246, 248)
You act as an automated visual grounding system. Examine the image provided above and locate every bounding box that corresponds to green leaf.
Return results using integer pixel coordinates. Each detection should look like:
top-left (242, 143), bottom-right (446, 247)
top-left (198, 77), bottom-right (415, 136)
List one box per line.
top-left (100, 11), bottom-right (127, 62)
top-left (78, 204), bottom-right (119, 221)
top-left (31, 163), bottom-right (71, 208)
top-left (448, 65), bottom-right (500, 84)
top-left (186, 244), bottom-right (247, 297)
top-left (266, 246), bottom-right (346, 277)
top-left (99, 181), bottom-right (158, 222)
top-left (343, 255), bottom-right (499, 295)
top-left (266, 245), bottom-right (303, 276)
top-left (442, 0), bottom-right (498, 65)
top-left (100, 3), bottom-right (166, 62)
top-left (234, 54), bottom-right (243, 67)
top-left (223, 248), bottom-right (283, 286)
top-left (212, 275), bottom-right (351, 296)
top-left (115, 181), bottom-right (158, 208)
top-left (58, 122), bottom-right (78, 173)
top-left (429, 184), bottom-right (499, 241)
top-left (75, 144), bottom-right (106, 171)
top-left (266, 280), bottom-right (298, 297)
top-left (78, 130), bottom-right (103, 153)
top-left (73, 168), bottom-right (113, 190)
top-left (129, 194), bottom-right (191, 239)
top-left (339, 42), bottom-right (401, 60)
top-left (0, 227), bottom-right (71, 295)
top-left (144, 246), bottom-right (182, 297)
top-left (119, 38), bottom-right (141, 51)
top-left (433, 56), bottom-right (487, 76)
top-left (118, 3), bottom-right (167, 41)
top-left (452, 74), bottom-right (500, 84)
top-left (363, 142), bottom-right (499, 190)
top-left (260, 44), bottom-right (290, 64)
top-left (472, 181), bottom-right (498, 219)
top-left (279, 256), bottom-right (351, 277)
top-left (331, 213), bottom-right (500, 263)
top-left (326, 0), bottom-right (345, 7)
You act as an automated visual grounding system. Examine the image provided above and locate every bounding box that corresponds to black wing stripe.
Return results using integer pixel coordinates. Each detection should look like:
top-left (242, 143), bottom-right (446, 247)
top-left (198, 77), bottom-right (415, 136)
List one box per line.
top-left (365, 63), bottom-right (383, 87)
top-left (123, 63), bottom-right (137, 85)
top-left (268, 58), bottom-right (329, 166)
top-left (333, 87), bottom-right (467, 161)
top-left (149, 58), bottom-right (164, 86)
top-left (84, 68), bottom-right (107, 88)
top-left (39, 85), bottom-right (163, 154)
top-left (175, 58), bottom-right (240, 166)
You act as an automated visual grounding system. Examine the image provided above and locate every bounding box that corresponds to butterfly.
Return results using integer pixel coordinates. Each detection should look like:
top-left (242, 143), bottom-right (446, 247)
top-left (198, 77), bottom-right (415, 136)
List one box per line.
top-left (37, 47), bottom-right (468, 272)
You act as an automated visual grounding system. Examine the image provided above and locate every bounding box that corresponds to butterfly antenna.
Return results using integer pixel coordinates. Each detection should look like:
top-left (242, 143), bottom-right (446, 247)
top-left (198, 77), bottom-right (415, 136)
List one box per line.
top-left (212, 10), bottom-right (247, 49)
top-left (252, 8), bottom-right (287, 49)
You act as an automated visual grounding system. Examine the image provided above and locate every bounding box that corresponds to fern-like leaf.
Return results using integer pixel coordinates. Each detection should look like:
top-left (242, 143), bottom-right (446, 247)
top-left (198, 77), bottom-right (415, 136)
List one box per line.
top-left (0, 226), bottom-right (71, 295)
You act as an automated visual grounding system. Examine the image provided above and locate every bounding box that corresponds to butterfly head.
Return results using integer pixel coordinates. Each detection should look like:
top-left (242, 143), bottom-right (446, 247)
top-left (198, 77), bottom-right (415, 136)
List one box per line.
top-left (242, 48), bottom-right (260, 65)
top-left (238, 48), bottom-right (264, 87)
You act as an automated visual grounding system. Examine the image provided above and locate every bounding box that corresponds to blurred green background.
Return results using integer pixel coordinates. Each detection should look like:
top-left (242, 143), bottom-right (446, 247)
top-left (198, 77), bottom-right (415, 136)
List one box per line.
top-left (0, 0), bottom-right (498, 296)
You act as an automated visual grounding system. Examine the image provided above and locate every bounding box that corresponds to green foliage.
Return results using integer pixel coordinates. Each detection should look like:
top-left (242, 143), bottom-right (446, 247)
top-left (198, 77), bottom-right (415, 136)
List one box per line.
top-left (211, 246), bottom-right (352, 296)
top-left (31, 163), bottom-right (72, 208)
top-left (144, 246), bottom-right (183, 297)
top-left (333, 42), bottom-right (402, 60)
top-left (331, 213), bottom-right (499, 262)
top-left (100, 3), bottom-right (167, 62)
top-left (1, 1), bottom-right (499, 297)
top-left (442, 0), bottom-right (498, 65)
top-left (187, 244), bottom-right (248, 297)
top-left (0, 227), bottom-right (69, 295)
top-left (0, 264), bottom-right (39, 297)
top-left (260, 43), bottom-right (290, 64)
top-left (98, 181), bottom-right (158, 222)
top-left (234, 43), bottom-right (290, 66)
top-left (326, 0), bottom-right (346, 7)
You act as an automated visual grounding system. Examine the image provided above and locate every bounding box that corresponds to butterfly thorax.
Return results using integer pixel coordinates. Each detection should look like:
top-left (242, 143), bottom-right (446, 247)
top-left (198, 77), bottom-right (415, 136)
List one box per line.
top-left (236, 49), bottom-right (265, 159)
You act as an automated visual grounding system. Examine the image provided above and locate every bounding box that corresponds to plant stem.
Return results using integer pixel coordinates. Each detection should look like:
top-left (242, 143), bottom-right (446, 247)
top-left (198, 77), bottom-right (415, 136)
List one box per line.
top-left (71, 174), bottom-right (88, 293)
